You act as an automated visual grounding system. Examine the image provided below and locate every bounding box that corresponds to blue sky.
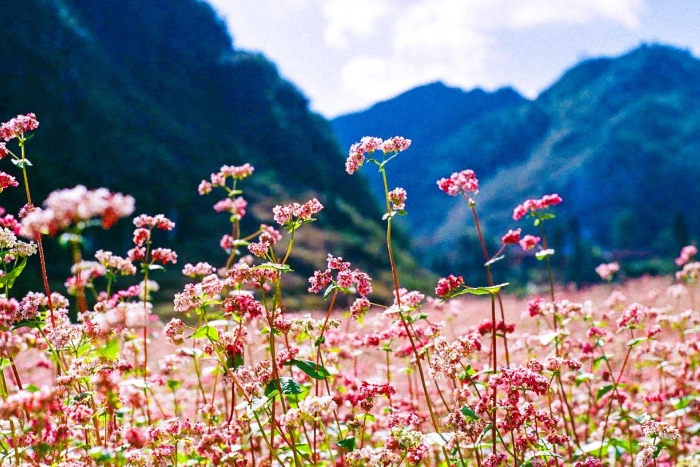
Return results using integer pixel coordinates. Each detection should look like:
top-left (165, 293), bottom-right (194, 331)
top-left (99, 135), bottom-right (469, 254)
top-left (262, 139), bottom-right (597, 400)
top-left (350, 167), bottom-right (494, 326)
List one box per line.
top-left (207, 0), bottom-right (700, 118)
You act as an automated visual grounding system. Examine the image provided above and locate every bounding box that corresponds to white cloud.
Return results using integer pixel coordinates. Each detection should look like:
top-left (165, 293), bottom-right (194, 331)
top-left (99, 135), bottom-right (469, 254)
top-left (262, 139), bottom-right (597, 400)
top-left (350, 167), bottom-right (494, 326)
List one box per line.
top-left (322, 0), bottom-right (390, 48)
top-left (333, 0), bottom-right (644, 111)
top-left (507, 0), bottom-right (643, 29)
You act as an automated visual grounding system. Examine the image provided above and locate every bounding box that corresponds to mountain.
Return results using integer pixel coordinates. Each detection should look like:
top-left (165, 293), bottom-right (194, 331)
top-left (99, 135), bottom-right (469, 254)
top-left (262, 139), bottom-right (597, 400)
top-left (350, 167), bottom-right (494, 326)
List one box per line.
top-left (332, 44), bottom-right (700, 281)
top-left (0, 0), bottom-right (421, 299)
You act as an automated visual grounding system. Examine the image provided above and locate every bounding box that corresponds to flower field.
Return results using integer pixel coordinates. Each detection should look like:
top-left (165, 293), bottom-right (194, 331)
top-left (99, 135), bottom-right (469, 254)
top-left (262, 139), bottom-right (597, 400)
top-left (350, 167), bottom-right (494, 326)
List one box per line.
top-left (1, 114), bottom-right (699, 466)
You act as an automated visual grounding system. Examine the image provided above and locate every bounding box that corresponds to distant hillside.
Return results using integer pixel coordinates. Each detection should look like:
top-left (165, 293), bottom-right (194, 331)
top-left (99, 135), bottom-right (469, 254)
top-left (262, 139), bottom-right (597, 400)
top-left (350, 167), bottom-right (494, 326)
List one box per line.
top-left (0, 0), bottom-right (421, 298)
top-left (332, 45), bottom-right (700, 282)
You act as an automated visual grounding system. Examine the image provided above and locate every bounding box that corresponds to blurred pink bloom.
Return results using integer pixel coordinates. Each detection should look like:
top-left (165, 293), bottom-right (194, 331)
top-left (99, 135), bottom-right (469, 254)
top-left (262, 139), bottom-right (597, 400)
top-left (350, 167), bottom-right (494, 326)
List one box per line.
top-left (436, 169), bottom-right (479, 196)
top-left (20, 186), bottom-right (135, 239)
top-left (595, 262), bottom-right (620, 281)
top-left (501, 228), bottom-right (521, 245)
top-left (513, 194), bottom-right (562, 220)
top-left (675, 244), bottom-right (697, 266)
top-left (519, 235), bottom-right (541, 251)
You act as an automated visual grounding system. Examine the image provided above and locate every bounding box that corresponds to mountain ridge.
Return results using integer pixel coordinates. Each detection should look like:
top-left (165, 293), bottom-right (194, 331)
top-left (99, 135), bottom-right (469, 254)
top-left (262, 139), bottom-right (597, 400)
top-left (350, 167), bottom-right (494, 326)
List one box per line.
top-left (332, 43), bottom-right (700, 281)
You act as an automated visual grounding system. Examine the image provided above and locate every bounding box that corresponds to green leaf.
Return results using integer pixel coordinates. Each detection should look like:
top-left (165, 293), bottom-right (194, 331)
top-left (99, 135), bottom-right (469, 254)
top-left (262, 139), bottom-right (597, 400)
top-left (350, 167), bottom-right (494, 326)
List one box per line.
top-left (190, 325), bottom-right (220, 342)
top-left (592, 355), bottom-right (609, 372)
top-left (0, 357), bottom-right (10, 370)
top-left (11, 158), bottom-right (32, 168)
top-left (323, 283), bottom-right (336, 300)
top-left (0, 257), bottom-right (28, 289)
top-left (284, 358), bottom-right (330, 380)
top-left (96, 339), bottom-right (119, 361)
top-left (295, 443), bottom-right (312, 455)
top-left (450, 283), bottom-right (508, 297)
top-left (11, 318), bottom-right (44, 330)
top-left (25, 384), bottom-right (40, 393)
top-left (167, 380), bottom-right (181, 391)
top-left (596, 384), bottom-right (615, 401)
top-left (141, 263), bottom-right (166, 273)
top-left (253, 262), bottom-right (293, 272)
top-left (627, 337), bottom-right (647, 347)
top-left (265, 377), bottom-right (303, 397)
top-left (226, 352), bottom-right (244, 369)
top-left (314, 336), bottom-right (325, 347)
top-left (337, 437), bottom-right (356, 451)
top-left (460, 405), bottom-right (480, 421)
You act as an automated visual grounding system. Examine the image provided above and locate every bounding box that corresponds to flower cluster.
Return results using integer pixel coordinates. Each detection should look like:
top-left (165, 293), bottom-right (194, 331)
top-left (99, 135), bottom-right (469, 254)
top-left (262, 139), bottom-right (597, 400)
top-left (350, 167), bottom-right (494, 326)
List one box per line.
top-left (20, 185), bottom-right (135, 238)
top-left (345, 136), bottom-right (411, 174)
top-left (675, 244), bottom-right (697, 267)
top-left (435, 274), bottom-right (464, 298)
top-left (512, 193), bottom-right (562, 220)
top-left (595, 262), bottom-right (620, 281)
top-left (308, 254), bottom-right (373, 297)
top-left (272, 198), bottom-right (323, 226)
top-left (0, 113), bottom-right (39, 142)
top-left (387, 187), bottom-right (407, 211)
top-left (436, 169), bottom-right (479, 196)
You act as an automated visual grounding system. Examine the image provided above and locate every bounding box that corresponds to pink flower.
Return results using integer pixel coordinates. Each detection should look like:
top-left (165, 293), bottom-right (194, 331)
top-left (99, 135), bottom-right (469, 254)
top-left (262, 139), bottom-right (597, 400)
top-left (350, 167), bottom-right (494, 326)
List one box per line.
top-left (272, 198), bottom-right (323, 225)
top-left (133, 214), bottom-right (175, 230)
top-left (0, 143), bottom-right (7, 159)
top-left (151, 248), bottom-right (178, 265)
top-left (501, 228), bottom-right (521, 245)
top-left (513, 194), bottom-right (562, 220)
top-left (595, 262), bottom-right (620, 281)
top-left (519, 235), bottom-right (540, 251)
top-left (437, 169), bottom-right (479, 196)
top-left (0, 113), bottom-right (39, 141)
top-left (346, 136), bottom-right (381, 174)
top-left (675, 245), bottom-right (697, 267)
top-left (388, 187), bottom-right (407, 211)
top-left (20, 186), bottom-right (135, 239)
top-left (198, 180), bottom-right (212, 195)
top-left (435, 275), bottom-right (464, 298)
top-left (380, 136), bottom-right (411, 153)
top-left (0, 172), bottom-right (18, 191)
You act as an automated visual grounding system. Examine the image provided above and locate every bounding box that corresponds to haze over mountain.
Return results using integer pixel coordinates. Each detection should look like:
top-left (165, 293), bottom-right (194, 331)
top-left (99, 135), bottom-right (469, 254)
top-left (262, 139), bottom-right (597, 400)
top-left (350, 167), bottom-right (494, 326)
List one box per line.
top-left (332, 44), bottom-right (700, 278)
top-left (0, 0), bottom-right (420, 297)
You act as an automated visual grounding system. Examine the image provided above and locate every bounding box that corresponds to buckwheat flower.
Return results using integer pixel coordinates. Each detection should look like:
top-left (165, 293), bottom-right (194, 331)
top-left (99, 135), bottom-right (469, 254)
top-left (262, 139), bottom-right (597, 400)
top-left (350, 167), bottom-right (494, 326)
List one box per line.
top-left (95, 250), bottom-right (136, 275)
top-left (132, 228), bottom-right (149, 246)
top-left (436, 275), bottom-right (464, 298)
top-left (0, 143), bottom-right (7, 159)
top-left (502, 228), bottom-right (521, 245)
top-left (388, 187), bottom-right (407, 211)
top-left (0, 227), bottom-right (17, 249)
top-left (127, 247), bottom-right (146, 262)
top-left (616, 302), bottom-right (647, 330)
top-left (182, 262), bottom-right (216, 277)
top-left (346, 136), bottom-right (383, 175)
top-left (0, 113), bottom-right (39, 141)
top-left (220, 163), bottom-right (254, 180)
top-left (513, 194), bottom-right (562, 220)
top-left (675, 244), bottom-right (698, 266)
top-left (635, 445), bottom-right (654, 466)
top-left (9, 240), bottom-right (36, 258)
top-left (519, 234), bottom-right (540, 251)
top-left (437, 169), bottom-right (479, 196)
top-left (213, 196), bottom-right (247, 217)
top-left (151, 248), bottom-right (177, 265)
top-left (163, 318), bottom-right (185, 341)
top-left (273, 198), bottom-right (323, 225)
top-left (381, 136), bottom-right (411, 153)
top-left (595, 262), bottom-right (620, 281)
top-left (197, 180), bottom-right (212, 195)
top-left (219, 234), bottom-right (234, 252)
top-left (350, 297), bottom-right (371, 320)
top-left (0, 172), bottom-right (18, 191)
